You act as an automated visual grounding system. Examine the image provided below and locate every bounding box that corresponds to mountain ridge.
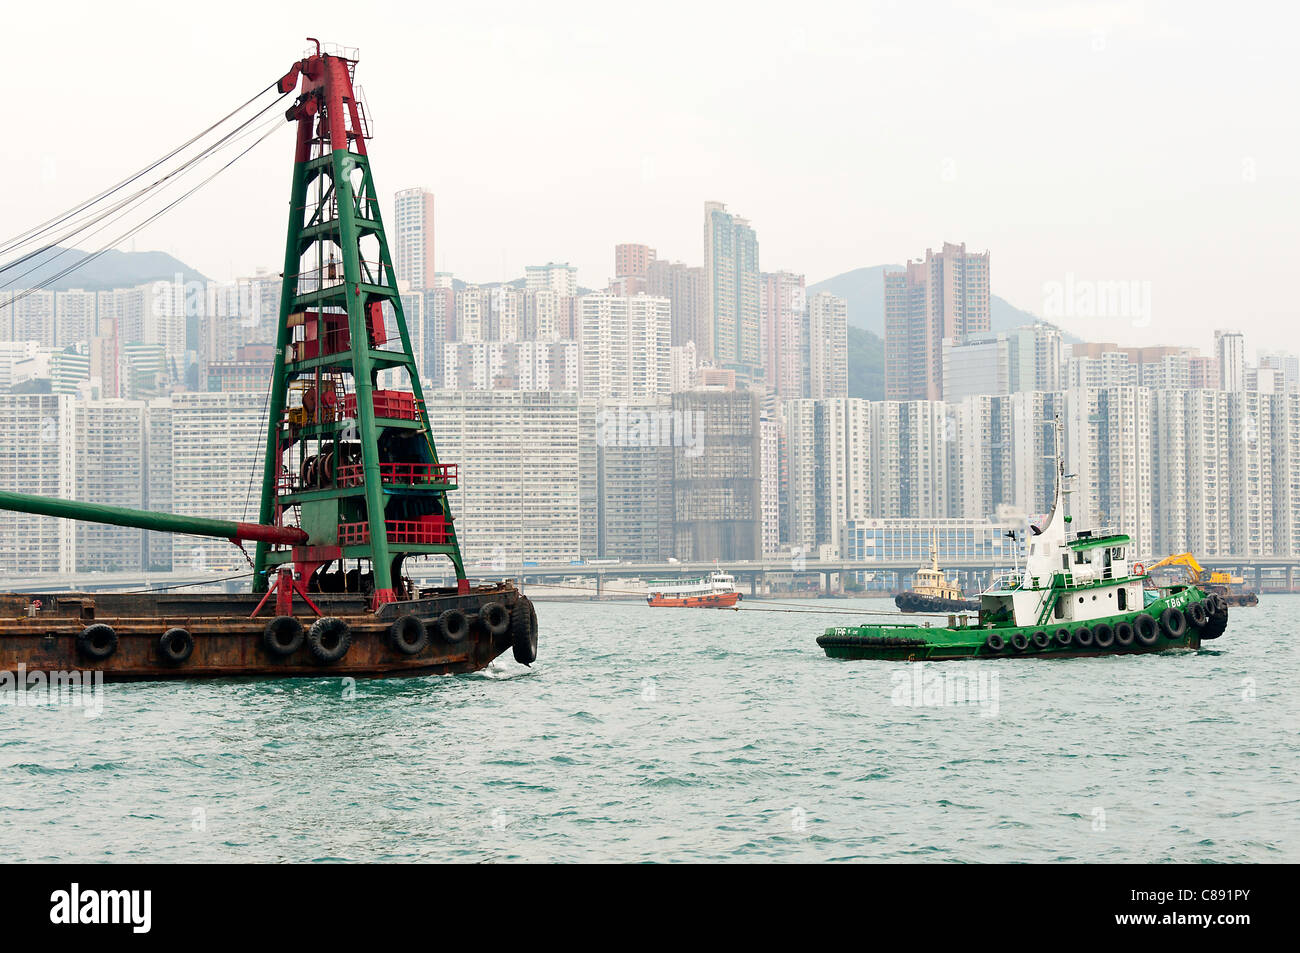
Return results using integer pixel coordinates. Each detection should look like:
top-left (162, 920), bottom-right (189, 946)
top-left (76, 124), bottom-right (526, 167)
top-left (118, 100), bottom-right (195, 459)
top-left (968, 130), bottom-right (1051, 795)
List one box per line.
top-left (0, 247), bottom-right (208, 293)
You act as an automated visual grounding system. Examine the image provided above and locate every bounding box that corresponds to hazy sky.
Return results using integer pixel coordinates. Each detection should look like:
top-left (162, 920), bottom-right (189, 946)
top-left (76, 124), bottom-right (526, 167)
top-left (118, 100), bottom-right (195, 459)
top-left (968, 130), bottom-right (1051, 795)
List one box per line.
top-left (8, 0), bottom-right (1298, 352)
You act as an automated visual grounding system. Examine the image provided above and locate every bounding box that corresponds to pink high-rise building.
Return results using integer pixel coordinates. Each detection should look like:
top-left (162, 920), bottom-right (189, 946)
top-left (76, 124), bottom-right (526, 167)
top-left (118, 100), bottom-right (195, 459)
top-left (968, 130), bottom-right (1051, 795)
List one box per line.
top-left (884, 241), bottom-right (990, 400)
top-left (615, 243), bottom-right (656, 279)
top-left (760, 271), bottom-right (805, 397)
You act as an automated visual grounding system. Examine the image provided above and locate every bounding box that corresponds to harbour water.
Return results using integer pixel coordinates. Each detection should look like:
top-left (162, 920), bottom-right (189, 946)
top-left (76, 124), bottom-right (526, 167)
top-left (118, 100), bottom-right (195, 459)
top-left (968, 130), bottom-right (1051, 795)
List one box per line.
top-left (2, 595), bottom-right (1296, 862)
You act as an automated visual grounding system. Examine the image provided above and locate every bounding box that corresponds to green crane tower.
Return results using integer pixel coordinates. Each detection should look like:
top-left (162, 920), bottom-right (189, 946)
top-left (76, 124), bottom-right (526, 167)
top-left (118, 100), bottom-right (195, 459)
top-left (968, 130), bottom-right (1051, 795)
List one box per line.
top-left (251, 43), bottom-right (468, 607)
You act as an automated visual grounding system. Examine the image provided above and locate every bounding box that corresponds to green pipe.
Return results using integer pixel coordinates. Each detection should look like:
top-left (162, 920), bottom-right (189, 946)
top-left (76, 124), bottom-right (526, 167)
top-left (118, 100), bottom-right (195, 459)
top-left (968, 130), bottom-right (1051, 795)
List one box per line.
top-left (0, 490), bottom-right (306, 545)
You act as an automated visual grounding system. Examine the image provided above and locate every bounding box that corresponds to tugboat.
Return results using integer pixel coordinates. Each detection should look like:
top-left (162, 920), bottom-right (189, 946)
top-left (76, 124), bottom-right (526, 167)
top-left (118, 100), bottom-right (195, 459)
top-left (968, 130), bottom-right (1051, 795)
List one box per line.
top-left (894, 537), bottom-right (979, 613)
top-left (818, 437), bottom-right (1228, 661)
top-left (0, 44), bottom-right (537, 680)
top-left (646, 570), bottom-right (741, 609)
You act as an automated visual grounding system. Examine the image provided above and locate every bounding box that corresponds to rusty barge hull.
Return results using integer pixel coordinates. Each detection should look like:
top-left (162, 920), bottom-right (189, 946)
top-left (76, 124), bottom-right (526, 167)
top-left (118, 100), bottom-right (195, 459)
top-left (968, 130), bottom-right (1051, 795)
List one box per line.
top-left (0, 584), bottom-right (536, 681)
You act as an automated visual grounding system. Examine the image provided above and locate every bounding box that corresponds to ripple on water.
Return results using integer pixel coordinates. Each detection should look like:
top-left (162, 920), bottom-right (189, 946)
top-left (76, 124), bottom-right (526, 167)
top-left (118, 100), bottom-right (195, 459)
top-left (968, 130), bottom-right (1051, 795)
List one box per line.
top-left (0, 596), bottom-right (1297, 862)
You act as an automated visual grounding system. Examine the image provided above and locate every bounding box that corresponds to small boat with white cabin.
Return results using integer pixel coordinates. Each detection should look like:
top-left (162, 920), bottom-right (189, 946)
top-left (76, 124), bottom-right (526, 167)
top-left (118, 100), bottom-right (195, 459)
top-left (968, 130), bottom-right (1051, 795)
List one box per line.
top-left (646, 570), bottom-right (741, 609)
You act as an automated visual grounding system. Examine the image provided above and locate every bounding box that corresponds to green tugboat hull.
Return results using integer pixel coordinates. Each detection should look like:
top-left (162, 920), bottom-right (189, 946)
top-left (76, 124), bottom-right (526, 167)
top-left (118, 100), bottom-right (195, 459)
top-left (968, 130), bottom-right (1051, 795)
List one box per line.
top-left (819, 587), bottom-right (1226, 662)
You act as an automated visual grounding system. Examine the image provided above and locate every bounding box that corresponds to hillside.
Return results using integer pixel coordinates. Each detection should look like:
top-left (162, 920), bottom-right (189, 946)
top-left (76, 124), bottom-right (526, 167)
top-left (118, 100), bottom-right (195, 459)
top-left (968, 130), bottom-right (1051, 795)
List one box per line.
top-left (808, 264), bottom-right (1052, 337)
top-left (0, 246), bottom-right (207, 292)
top-left (847, 326), bottom-right (885, 400)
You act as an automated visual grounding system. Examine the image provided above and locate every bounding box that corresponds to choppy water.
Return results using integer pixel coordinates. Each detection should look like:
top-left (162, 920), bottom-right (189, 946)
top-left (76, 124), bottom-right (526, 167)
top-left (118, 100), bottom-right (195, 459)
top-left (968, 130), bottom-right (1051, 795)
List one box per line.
top-left (1, 594), bottom-right (1296, 862)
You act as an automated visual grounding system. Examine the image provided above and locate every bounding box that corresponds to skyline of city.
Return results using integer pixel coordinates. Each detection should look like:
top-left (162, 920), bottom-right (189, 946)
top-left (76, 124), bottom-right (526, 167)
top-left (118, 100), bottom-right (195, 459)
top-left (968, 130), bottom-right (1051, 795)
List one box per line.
top-left (8, 2), bottom-right (1298, 354)
top-left (2, 195), bottom-right (1297, 578)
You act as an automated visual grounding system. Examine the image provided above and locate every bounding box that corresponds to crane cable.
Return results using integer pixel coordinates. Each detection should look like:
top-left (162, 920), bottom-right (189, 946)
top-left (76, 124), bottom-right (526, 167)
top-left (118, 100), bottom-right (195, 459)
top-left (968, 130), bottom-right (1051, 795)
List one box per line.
top-left (0, 80), bottom-right (281, 259)
top-left (0, 95), bottom-right (292, 301)
top-left (1, 119), bottom-right (289, 311)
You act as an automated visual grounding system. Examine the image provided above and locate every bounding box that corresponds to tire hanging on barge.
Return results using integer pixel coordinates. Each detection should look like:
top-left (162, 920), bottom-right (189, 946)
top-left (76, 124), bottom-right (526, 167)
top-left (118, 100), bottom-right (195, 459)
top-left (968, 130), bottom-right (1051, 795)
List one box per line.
top-left (263, 616), bottom-right (305, 657)
top-left (308, 617), bottom-right (351, 663)
top-left (158, 627), bottom-right (194, 664)
top-left (77, 623), bottom-right (117, 661)
top-left (388, 614), bottom-right (428, 656)
top-left (511, 599), bottom-right (538, 665)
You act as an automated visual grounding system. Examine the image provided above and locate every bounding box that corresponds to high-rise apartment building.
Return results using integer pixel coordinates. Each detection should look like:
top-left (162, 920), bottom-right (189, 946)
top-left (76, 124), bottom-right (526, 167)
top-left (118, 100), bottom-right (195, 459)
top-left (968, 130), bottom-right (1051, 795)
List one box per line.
top-left (807, 291), bottom-right (848, 399)
top-left (74, 399), bottom-right (147, 572)
top-left (672, 389), bottom-right (761, 560)
top-left (945, 324), bottom-right (1063, 399)
top-left (0, 394), bottom-right (76, 574)
top-left (647, 259), bottom-right (706, 353)
top-left (578, 293), bottom-right (671, 401)
top-left (614, 243), bottom-right (656, 282)
top-left (760, 272), bottom-right (806, 398)
top-left (424, 390), bottom-right (598, 565)
top-left (162, 392), bottom-right (270, 572)
top-left (703, 201), bottom-right (760, 379)
top-left (1215, 329), bottom-right (1246, 392)
top-left (525, 262), bottom-right (578, 297)
top-left (393, 188), bottom-right (436, 290)
top-left (884, 242), bottom-right (991, 400)
top-left (596, 398), bottom-right (674, 562)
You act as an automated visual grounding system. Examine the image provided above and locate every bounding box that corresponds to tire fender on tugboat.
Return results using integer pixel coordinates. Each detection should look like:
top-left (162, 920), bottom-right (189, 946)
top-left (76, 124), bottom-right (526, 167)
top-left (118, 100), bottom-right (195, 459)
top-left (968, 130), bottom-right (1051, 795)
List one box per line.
top-left (1134, 613), bottom-right (1160, 645)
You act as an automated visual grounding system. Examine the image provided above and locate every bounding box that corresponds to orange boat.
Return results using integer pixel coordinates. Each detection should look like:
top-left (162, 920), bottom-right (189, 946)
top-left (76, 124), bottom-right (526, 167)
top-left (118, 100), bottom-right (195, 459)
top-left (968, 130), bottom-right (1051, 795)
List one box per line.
top-left (646, 570), bottom-right (742, 608)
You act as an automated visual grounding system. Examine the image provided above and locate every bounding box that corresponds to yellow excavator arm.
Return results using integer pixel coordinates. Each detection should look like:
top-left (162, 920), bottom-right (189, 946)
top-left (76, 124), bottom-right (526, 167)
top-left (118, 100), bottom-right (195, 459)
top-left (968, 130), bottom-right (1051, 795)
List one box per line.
top-left (1146, 553), bottom-right (1243, 586)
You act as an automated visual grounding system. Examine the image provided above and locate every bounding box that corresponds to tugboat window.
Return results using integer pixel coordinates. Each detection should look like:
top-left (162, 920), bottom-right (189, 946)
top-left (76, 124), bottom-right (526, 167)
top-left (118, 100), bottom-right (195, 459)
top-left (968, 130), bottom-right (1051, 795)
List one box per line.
top-left (1118, 588), bottom-right (1127, 610)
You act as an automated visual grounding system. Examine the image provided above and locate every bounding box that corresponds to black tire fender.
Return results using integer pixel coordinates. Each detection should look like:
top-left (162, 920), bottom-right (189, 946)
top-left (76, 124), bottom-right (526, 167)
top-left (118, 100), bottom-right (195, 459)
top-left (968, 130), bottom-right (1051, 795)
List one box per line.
top-left (1074, 626), bottom-right (1095, 648)
top-left (307, 617), bottom-right (351, 663)
top-left (511, 599), bottom-right (538, 665)
top-left (388, 614), bottom-right (428, 656)
top-left (1187, 600), bottom-right (1208, 627)
top-left (1010, 632), bottom-right (1029, 652)
top-left (1114, 621), bottom-right (1135, 646)
top-left (985, 633), bottom-right (1005, 653)
top-left (1160, 606), bottom-right (1187, 637)
top-left (77, 623), bottom-right (118, 661)
top-left (1093, 623), bottom-right (1115, 649)
top-left (1031, 630), bottom-right (1051, 649)
top-left (263, 616), bottom-right (304, 657)
top-left (1054, 627), bottom-right (1074, 647)
top-left (480, 601), bottom-right (510, 637)
top-left (158, 627), bottom-right (193, 664)
top-left (1134, 613), bottom-right (1160, 645)
top-left (436, 608), bottom-right (468, 643)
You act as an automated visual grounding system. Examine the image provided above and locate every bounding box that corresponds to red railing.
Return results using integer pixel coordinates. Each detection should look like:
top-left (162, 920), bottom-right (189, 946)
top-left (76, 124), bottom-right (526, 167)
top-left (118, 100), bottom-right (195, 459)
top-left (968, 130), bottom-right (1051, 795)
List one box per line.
top-left (337, 516), bottom-right (450, 546)
top-left (342, 390), bottom-right (423, 421)
top-left (336, 462), bottom-right (457, 488)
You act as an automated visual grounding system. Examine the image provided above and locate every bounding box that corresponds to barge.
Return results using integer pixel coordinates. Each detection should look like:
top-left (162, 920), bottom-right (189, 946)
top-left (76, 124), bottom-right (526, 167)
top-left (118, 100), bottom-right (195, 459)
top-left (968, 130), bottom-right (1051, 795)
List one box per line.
top-left (0, 44), bottom-right (537, 680)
